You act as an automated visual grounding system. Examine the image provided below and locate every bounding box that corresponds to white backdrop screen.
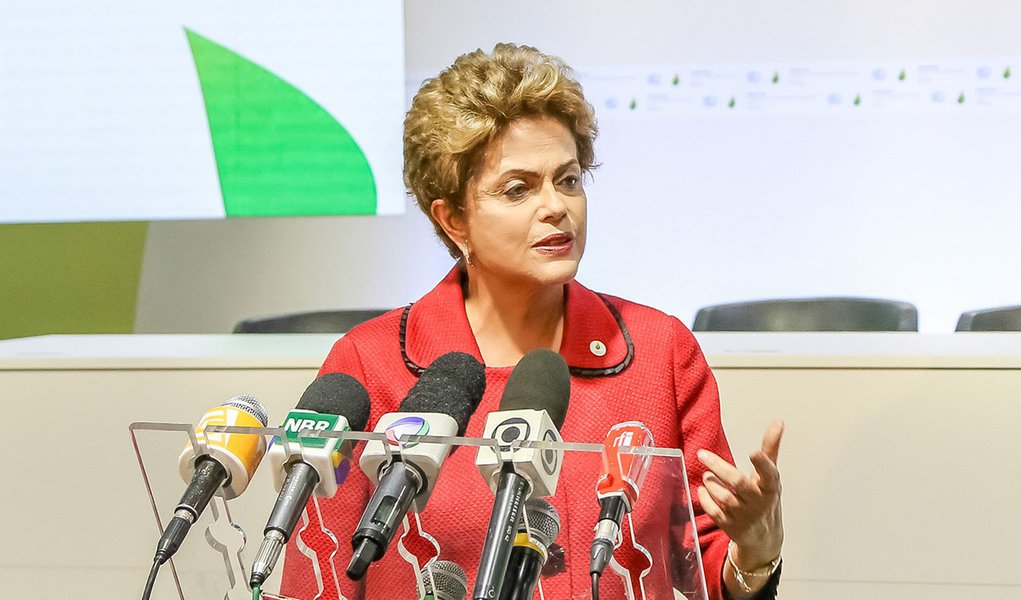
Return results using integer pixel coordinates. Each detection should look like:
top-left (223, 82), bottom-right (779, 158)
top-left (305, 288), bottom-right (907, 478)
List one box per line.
top-left (402, 0), bottom-right (1021, 331)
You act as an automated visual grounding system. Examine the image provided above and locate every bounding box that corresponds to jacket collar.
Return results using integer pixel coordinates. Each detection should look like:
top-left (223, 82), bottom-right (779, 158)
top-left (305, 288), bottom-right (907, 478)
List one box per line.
top-left (400, 266), bottom-right (633, 377)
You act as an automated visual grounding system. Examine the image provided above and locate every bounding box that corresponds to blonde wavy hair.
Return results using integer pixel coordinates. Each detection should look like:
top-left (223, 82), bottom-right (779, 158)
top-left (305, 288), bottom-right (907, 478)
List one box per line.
top-left (404, 43), bottom-right (598, 257)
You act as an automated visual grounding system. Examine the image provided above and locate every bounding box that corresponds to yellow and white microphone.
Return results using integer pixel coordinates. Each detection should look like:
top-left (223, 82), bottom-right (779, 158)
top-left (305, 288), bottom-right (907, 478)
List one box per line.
top-left (177, 395), bottom-right (269, 499)
top-left (153, 394), bottom-right (269, 566)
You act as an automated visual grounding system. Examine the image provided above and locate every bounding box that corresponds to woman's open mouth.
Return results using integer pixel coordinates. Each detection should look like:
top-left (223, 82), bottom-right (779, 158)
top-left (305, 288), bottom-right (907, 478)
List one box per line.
top-left (533, 232), bottom-right (576, 253)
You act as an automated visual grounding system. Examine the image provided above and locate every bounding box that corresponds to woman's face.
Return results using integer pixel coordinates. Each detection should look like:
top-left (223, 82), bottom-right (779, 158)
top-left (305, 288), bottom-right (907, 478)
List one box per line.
top-left (459, 116), bottom-right (587, 289)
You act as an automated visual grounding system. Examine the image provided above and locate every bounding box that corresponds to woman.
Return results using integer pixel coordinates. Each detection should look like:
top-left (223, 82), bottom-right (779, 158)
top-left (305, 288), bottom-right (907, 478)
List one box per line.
top-left (280, 44), bottom-right (783, 600)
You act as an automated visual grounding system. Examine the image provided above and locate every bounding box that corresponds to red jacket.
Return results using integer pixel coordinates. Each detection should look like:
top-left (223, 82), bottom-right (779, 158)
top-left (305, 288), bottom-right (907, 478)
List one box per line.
top-left (280, 266), bottom-right (735, 600)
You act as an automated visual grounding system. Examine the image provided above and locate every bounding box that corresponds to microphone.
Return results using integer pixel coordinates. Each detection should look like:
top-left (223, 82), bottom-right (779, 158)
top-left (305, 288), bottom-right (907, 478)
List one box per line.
top-left (589, 421), bottom-right (655, 578)
top-left (347, 351), bottom-right (486, 580)
top-left (249, 373), bottom-right (372, 588)
top-left (422, 559), bottom-right (469, 600)
top-left (500, 498), bottom-right (561, 600)
top-left (153, 395), bottom-right (269, 565)
top-left (473, 349), bottom-right (570, 600)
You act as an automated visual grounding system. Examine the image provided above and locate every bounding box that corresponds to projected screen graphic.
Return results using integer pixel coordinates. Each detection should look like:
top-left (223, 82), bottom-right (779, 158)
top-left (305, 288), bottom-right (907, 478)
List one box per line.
top-left (0, 2), bottom-right (406, 223)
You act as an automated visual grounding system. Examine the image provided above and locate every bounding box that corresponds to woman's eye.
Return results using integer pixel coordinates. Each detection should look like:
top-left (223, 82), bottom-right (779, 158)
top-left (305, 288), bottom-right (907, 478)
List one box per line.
top-left (505, 184), bottom-right (528, 199)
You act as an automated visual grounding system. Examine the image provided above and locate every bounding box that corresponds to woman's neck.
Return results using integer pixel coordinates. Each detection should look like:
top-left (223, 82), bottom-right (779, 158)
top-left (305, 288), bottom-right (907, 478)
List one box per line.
top-left (462, 267), bottom-right (566, 367)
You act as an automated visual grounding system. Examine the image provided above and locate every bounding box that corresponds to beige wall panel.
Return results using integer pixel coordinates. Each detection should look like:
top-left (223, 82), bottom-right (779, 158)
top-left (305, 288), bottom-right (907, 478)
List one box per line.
top-left (715, 368), bottom-right (1021, 591)
top-left (0, 367), bottom-right (318, 598)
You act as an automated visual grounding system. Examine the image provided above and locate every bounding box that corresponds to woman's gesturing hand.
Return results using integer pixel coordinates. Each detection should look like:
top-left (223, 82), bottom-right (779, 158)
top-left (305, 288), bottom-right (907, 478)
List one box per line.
top-left (697, 421), bottom-right (785, 572)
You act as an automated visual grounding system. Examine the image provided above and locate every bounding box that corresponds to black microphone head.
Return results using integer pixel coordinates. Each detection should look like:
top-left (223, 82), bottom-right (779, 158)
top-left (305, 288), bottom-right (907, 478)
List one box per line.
top-left (421, 559), bottom-right (468, 600)
top-left (519, 498), bottom-right (561, 551)
top-left (296, 372), bottom-right (372, 432)
top-left (399, 352), bottom-right (486, 435)
top-left (499, 349), bottom-right (570, 429)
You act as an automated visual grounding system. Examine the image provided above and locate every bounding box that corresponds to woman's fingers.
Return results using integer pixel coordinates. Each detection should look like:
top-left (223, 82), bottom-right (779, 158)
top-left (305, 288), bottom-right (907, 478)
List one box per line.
top-left (753, 421), bottom-right (784, 494)
top-left (749, 450), bottom-right (781, 494)
top-left (696, 484), bottom-right (728, 524)
top-left (702, 472), bottom-right (741, 511)
top-left (699, 449), bottom-right (761, 499)
top-left (761, 420), bottom-right (785, 464)
top-left (698, 424), bottom-right (785, 560)
top-left (698, 423), bottom-right (785, 537)
top-left (697, 449), bottom-right (746, 490)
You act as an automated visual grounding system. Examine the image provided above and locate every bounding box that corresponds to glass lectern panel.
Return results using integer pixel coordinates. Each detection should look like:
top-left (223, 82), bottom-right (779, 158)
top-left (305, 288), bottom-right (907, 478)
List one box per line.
top-left (129, 423), bottom-right (708, 600)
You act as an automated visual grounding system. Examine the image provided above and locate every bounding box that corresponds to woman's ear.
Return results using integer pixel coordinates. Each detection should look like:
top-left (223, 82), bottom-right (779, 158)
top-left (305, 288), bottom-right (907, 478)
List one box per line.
top-left (430, 198), bottom-right (468, 243)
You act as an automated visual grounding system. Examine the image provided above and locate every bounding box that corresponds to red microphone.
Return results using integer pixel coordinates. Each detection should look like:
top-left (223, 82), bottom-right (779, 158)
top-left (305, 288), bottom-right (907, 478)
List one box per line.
top-left (590, 421), bottom-right (654, 578)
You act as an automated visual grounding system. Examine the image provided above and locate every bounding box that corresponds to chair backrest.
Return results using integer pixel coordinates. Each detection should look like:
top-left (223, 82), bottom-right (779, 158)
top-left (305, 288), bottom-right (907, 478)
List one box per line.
top-left (692, 297), bottom-right (918, 332)
top-left (232, 309), bottom-right (391, 334)
top-left (956, 305), bottom-right (1021, 331)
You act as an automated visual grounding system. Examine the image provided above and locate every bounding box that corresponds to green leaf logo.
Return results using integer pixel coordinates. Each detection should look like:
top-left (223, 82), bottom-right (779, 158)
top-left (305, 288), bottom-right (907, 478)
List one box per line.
top-left (957, 92), bottom-right (966, 104)
top-left (629, 98), bottom-right (637, 110)
top-left (185, 28), bottom-right (377, 217)
top-left (772, 72), bottom-right (780, 84)
top-left (672, 74), bottom-right (680, 86)
top-left (1005, 66), bottom-right (1012, 79)
top-left (728, 97), bottom-right (736, 109)
top-left (853, 94), bottom-right (861, 106)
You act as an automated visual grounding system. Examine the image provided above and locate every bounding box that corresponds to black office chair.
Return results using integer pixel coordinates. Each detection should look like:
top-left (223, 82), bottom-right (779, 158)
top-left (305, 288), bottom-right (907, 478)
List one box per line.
top-left (955, 305), bottom-right (1021, 331)
top-left (232, 309), bottom-right (391, 334)
top-left (692, 297), bottom-right (918, 332)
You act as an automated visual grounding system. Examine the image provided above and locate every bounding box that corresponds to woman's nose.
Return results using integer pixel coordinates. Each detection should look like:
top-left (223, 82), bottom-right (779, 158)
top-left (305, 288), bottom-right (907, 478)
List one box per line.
top-left (537, 180), bottom-right (568, 221)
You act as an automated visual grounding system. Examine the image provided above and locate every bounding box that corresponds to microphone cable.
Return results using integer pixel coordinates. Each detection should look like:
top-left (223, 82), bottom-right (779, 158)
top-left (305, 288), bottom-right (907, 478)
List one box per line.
top-left (590, 571), bottom-right (600, 600)
top-left (141, 560), bottom-right (266, 600)
top-left (141, 559), bottom-right (159, 600)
